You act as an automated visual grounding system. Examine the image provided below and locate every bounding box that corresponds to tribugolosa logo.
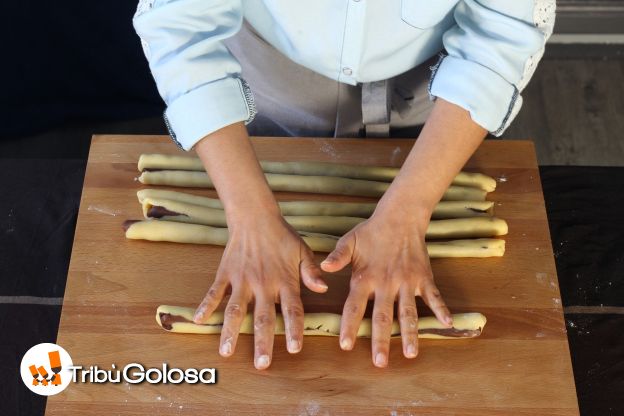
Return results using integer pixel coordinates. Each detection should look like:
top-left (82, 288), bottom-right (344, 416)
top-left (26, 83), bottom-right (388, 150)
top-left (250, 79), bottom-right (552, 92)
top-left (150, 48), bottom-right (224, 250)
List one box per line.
top-left (21, 342), bottom-right (217, 395)
top-left (20, 343), bottom-right (73, 396)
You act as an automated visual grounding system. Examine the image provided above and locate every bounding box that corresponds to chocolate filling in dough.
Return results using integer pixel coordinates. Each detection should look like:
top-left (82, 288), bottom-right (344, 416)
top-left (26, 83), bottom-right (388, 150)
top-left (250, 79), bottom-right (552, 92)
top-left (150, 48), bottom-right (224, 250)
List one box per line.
top-left (159, 312), bottom-right (482, 337)
top-left (147, 206), bottom-right (184, 218)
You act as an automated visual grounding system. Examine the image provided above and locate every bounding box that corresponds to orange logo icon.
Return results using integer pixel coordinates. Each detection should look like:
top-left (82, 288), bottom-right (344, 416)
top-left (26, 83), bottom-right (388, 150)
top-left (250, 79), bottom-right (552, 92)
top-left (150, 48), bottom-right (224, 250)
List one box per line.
top-left (28, 350), bottom-right (63, 387)
top-left (21, 343), bottom-right (73, 396)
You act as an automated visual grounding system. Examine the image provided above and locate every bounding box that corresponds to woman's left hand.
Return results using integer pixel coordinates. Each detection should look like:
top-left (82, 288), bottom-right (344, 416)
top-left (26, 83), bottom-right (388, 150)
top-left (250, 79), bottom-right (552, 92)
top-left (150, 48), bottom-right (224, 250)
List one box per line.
top-left (320, 208), bottom-right (453, 368)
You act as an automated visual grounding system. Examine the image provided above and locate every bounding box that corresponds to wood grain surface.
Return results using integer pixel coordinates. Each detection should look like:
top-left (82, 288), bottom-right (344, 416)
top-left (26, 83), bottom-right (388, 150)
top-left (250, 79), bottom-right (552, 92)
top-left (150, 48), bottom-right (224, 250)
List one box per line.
top-left (46, 135), bottom-right (579, 415)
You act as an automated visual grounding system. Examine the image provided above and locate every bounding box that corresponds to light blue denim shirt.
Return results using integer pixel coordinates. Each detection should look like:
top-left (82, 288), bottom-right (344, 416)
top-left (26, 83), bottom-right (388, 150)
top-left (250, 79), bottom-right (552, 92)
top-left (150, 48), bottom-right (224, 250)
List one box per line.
top-left (133, 0), bottom-right (556, 150)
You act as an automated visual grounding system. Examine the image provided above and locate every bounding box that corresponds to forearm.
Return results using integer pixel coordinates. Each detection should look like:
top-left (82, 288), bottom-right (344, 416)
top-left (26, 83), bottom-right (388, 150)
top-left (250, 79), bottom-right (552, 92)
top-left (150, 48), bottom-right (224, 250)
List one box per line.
top-left (194, 122), bottom-right (281, 226)
top-left (375, 98), bottom-right (487, 225)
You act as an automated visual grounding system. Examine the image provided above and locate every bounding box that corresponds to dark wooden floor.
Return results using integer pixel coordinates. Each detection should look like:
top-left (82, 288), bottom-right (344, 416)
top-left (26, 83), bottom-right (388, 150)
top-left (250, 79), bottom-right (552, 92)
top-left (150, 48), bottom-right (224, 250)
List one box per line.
top-left (503, 54), bottom-right (624, 166)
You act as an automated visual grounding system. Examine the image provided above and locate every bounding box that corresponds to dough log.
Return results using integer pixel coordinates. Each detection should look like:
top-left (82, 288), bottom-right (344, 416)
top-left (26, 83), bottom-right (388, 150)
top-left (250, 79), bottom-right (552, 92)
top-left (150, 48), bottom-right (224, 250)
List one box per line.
top-left (156, 305), bottom-right (487, 339)
top-left (137, 189), bottom-right (494, 219)
top-left (137, 189), bottom-right (224, 210)
top-left (124, 220), bottom-right (506, 257)
top-left (138, 170), bottom-right (488, 201)
top-left (138, 154), bottom-right (497, 192)
top-left (141, 197), bottom-right (507, 238)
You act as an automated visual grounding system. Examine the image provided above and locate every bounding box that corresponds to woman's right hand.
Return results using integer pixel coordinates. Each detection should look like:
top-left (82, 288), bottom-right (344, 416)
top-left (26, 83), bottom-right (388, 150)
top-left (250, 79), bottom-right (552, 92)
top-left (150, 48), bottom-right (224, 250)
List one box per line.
top-left (192, 214), bottom-right (328, 370)
top-left (192, 122), bottom-right (327, 369)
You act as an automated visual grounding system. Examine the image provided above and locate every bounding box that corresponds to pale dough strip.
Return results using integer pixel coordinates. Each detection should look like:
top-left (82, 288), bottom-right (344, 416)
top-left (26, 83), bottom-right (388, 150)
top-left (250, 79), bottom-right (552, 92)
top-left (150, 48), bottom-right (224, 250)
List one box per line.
top-left (138, 154), bottom-right (497, 192)
top-left (138, 170), bottom-right (488, 201)
top-left (141, 197), bottom-right (507, 238)
top-left (137, 189), bottom-right (494, 219)
top-left (156, 305), bottom-right (487, 340)
top-left (124, 220), bottom-right (506, 257)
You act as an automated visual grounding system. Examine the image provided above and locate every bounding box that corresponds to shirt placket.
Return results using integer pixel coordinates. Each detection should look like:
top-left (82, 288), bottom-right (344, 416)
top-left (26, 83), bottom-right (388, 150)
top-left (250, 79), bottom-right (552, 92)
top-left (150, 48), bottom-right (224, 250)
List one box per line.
top-left (337, 0), bottom-right (367, 85)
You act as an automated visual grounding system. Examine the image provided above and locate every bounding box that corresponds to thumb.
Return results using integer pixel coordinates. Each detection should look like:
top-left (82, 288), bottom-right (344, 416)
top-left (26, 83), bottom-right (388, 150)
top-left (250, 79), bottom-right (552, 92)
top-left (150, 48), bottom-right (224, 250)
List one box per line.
top-left (321, 233), bottom-right (355, 273)
top-left (300, 254), bottom-right (328, 293)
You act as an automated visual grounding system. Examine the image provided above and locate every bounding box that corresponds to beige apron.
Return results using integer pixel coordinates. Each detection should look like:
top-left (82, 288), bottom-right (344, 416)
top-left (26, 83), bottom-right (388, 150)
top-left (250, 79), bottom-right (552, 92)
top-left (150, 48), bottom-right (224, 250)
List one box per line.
top-left (224, 20), bottom-right (437, 138)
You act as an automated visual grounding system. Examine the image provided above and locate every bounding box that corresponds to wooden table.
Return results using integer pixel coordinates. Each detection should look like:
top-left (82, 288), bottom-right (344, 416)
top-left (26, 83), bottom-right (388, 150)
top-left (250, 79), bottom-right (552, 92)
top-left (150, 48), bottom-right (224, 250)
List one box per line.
top-left (47, 135), bottom-right (579, 415)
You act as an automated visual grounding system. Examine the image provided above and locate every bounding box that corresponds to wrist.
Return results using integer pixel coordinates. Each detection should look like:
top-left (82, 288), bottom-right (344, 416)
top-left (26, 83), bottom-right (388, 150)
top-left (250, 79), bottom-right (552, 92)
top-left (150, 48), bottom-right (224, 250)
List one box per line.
top-left (376, 180), bottom-right (436, 218)
top-left (371, 197), bottom-right (431, 235)
top-left (381, 167), bottom-right (444, 213)
top-left (225, 196), bottom-right (282, 227)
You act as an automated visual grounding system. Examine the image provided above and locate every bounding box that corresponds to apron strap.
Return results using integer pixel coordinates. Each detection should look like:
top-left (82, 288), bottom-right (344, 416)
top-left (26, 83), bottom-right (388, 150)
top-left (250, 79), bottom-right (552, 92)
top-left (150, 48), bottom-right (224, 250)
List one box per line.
top-left (361, 80), bottom-right (391, 137)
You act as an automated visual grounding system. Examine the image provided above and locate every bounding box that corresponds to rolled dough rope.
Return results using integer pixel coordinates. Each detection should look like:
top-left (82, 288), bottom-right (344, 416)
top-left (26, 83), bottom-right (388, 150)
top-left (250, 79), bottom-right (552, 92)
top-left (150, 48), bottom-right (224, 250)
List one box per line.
top-left (141, 197), bottom-right (226, 224)
top-left (142, 197), bottom-right (507, 238)
top-left (431, 201), bottom-right (494, 219)
top-left (426, 217), bottom-right (508, 239)
top-left (143, 197), bottom-right (361, 235)
top-left (259, 162), bottom-right (496, 193)
top-left (137, 189), bottom-right (494, 219)
top-left (137, 189), bottom-right (224, 209)
top-left (124, 219), bottom-right (339, 252)
top-left (138, 154), bottom-right (497, 192)
top-left (155, 305), bottom-right (488, 339)
top-left (292, 231), bottom-right (341, 254)
top-left (123, 220), bottom-right (506, 257)
top-left (138, 170), bottom-right (488, 201)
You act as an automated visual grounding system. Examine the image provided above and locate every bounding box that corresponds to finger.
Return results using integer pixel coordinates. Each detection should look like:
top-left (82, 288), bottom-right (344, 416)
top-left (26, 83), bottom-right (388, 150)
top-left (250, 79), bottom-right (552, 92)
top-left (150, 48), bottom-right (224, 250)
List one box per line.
top-left (398, 284), bottom-right (419, 359)
top-left (253, 293), bottom-right (276, 370)
top-left (280, 287), bottom-right (305, 353)
top-left (300, 249), bottom-right (328, 293)
top-left (421, 281), bottom-right (453, 327)
top-left (219, 288), bottom-right (250, 357)
top-left (371, 289), bottom-right (395, 368)
top-left (193, 274), bottom-right (229, 323)
top-left (321, 233), bottom-right (355, 273)
top-left (339, 278), bottom-right (370, 351)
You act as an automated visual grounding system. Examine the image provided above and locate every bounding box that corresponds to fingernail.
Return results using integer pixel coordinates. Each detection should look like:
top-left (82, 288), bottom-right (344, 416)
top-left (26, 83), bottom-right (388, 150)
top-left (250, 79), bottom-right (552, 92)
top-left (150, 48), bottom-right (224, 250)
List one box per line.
top-left (318, 282), bottom-right (329, 290)
top-left (321, 259), bottom-right (332, 265)
top-left (375, 352), bottom-right (387, 367)
top-left (193, 310), bottom-right (204, 323)
top-left (220, 341), bottom-right (232, 356)
top-left (406, 344), bottom-right (417, 358)
top-left (256, 354), bottom-right (270, 369)
top-left (288, 339), bottom-right (301, 353)
top-left (340, 337), bottom-right (352, 350)
top-left (445, 316), bottom-right (453, 326)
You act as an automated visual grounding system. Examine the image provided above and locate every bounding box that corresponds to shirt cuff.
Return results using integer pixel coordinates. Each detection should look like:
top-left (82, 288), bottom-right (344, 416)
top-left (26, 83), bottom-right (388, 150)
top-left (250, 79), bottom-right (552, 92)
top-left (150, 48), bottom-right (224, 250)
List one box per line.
top-left (163, 77), bottom-right (257, 150)
top-left (428, 54), bottom-right (522, 137)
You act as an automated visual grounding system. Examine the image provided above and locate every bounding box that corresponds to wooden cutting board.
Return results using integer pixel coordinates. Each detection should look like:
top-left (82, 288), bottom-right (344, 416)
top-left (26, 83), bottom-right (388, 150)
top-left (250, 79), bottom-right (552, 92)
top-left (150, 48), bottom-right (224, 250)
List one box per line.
top-left (46, 135), bottom-right (579, 415)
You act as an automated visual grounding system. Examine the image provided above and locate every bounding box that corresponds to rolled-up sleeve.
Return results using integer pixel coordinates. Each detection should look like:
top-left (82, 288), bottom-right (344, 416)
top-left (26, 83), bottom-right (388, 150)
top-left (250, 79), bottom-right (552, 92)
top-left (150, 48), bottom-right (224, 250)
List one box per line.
top-left (133, 0), bottom-right (256, 150)
top-left (428, 0), bottom-right (556, 136)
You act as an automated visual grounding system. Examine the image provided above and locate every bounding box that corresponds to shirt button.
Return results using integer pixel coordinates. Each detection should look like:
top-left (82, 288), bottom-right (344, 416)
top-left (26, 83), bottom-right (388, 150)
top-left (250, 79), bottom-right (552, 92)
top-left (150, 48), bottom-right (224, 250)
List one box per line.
top-left (342, 67), bottom-right (353, 76)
